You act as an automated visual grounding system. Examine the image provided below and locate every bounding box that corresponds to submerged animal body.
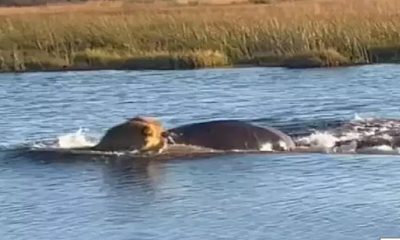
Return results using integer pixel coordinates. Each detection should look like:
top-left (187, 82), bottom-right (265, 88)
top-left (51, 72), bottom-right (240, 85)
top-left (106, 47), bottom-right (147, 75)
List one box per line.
top-left (165, 120), bottom-right (296, 152)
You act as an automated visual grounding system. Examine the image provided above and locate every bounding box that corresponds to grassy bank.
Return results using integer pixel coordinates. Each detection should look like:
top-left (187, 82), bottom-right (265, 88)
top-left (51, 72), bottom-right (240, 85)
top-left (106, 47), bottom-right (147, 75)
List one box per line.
top-left (1, 0), bottom-right (400, 72)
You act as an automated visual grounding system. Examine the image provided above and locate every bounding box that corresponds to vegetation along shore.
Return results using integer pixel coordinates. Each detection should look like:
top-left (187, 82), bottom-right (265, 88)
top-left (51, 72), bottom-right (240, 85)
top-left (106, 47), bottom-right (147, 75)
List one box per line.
top-left (0, 0), bottom-right (400, 72)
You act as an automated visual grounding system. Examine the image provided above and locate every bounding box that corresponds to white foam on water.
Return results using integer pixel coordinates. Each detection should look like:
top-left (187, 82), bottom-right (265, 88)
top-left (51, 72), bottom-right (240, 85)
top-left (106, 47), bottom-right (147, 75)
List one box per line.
top-left (28, 128), bottom-right (146, 157)
top-left (371, 145), bottom-right (394, 151)
top-left (297, 131), bottom-right (339, 151)
top-left (258, 141), bottom-right (290, 152)
top-left (278, 140), bottom-right (288, 150)
top-left (56, 128), bottom-right (98, 149)
top-left (353, 113), bottom-right (365, 122)
top-left (380, 133), bottom-right (393, 141)
top-left (297, 130), bottom-right (400, 154)
top-left (338, 131), bottom-right (362, 142)
top-left (295, 114), bottom-right (400, 154)
top-left (352, 113), bottom-right (374, 122)
top-left (259, 142), bottom-right (273, 152)
top-left (356, 145), bottom-right (397, 155)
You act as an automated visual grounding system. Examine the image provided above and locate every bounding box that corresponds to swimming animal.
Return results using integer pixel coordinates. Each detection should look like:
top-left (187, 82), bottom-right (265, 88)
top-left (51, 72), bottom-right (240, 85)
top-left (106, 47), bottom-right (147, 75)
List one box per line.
top-left (91, 116), bottom-right (168, 154)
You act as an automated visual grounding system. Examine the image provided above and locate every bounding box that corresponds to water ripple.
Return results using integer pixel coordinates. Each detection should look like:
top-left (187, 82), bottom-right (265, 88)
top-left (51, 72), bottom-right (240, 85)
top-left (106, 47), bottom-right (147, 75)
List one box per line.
top-left (1, 65), bottom-right (400, 240)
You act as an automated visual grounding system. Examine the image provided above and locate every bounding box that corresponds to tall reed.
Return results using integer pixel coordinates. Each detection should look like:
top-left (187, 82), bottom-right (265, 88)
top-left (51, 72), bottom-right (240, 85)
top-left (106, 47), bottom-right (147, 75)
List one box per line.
top-left (0, 0), bottom-right (400, 71)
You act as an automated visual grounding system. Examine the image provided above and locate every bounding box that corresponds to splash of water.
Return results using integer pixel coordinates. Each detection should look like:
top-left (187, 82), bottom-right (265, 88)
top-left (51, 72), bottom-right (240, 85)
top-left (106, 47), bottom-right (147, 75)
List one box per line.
top-left (294, 114), bottom-right (400, 154)
top-left (259, 142), bottom-right (273, 152)
top-left (56, 128), bottom-right (97, 149)
top-left (353, 113), bottom-right (365, 122)
top-left (296, 131), bottom-right (338, 151)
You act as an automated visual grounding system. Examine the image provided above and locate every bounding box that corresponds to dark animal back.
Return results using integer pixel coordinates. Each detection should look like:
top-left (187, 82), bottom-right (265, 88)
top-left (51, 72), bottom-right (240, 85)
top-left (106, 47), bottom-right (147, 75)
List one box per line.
top-left (167, 120), bottom-right (292, 151)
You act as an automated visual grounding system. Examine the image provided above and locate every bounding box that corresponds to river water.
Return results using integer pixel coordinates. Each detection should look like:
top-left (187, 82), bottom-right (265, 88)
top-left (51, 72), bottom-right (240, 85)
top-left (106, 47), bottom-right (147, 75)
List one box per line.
top-left (1, 65), bottom-right (400, 239)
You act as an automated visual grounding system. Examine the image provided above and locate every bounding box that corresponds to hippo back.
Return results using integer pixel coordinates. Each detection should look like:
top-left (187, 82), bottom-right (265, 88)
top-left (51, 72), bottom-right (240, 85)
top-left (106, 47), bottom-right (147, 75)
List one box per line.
top-left (167, 120), bottom-right (295, 151)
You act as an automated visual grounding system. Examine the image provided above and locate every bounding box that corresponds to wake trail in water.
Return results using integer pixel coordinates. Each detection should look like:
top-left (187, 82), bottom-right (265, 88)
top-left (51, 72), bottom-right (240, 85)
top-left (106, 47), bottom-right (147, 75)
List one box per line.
top-left (294, 114), bottom-right (400, 155)
top-left (29, 128), bottom-right (98, 150)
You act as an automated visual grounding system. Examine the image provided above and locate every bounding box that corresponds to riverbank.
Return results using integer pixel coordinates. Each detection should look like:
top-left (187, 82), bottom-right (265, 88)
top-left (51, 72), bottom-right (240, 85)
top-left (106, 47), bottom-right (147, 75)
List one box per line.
top-left (1, 0), bottom-right (400, 72)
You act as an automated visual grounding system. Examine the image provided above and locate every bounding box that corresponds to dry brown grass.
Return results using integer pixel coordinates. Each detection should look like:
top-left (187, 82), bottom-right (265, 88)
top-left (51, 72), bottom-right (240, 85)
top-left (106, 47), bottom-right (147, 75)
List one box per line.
top-left (282, 49), bottom-right (350, 68)
top-left (0, 0), bottom-right (399, 71)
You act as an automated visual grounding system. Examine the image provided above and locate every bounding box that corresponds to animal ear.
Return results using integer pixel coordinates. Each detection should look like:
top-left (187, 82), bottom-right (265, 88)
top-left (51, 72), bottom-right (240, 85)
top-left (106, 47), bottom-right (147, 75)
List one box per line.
top-left (141, 126), bottom-right (153, 136)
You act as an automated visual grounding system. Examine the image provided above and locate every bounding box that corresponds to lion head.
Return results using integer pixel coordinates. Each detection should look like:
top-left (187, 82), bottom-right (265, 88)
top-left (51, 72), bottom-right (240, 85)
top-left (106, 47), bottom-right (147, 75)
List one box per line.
top-left (92, 116), bottom-right (167, 154)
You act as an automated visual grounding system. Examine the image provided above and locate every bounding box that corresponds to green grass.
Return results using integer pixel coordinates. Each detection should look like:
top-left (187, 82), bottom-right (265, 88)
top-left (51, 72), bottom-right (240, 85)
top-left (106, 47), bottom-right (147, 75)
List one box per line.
top-left (0, 0), bottom-right (400, 72)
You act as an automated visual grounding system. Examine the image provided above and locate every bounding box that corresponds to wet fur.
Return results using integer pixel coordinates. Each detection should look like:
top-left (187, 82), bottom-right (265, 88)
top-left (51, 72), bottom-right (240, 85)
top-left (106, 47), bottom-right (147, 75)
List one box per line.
top-left (91, 117), bottom-right (167, 153)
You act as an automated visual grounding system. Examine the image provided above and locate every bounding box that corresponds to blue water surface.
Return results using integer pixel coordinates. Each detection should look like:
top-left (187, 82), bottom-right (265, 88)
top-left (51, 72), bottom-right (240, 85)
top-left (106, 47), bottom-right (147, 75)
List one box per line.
top-left (1, 65), bottom-right (400, 240)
